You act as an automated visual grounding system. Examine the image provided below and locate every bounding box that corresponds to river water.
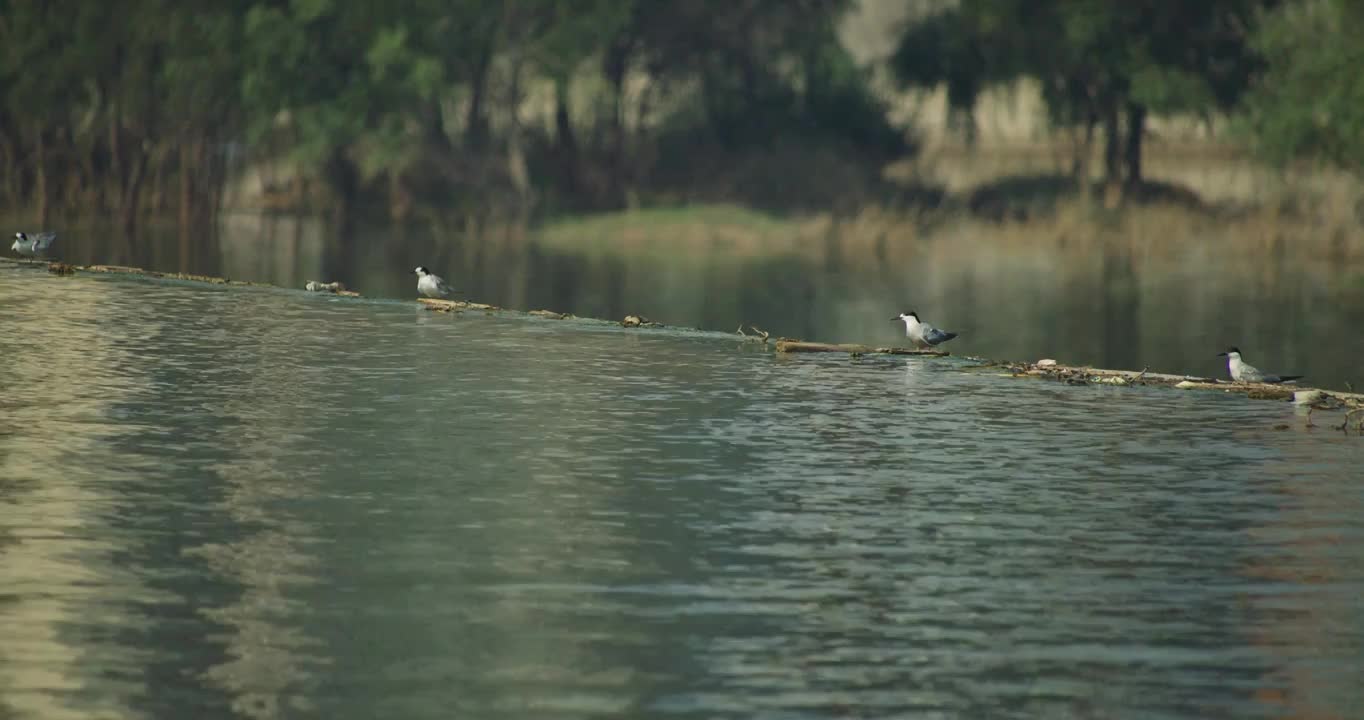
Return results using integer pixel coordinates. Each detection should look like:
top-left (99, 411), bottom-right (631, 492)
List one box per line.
top-left (2, 265), bottom-right (1361, 719)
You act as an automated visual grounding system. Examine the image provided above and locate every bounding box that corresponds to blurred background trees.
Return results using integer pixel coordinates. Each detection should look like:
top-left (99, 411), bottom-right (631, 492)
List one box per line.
top-left (0, 0), bottom-right (1356, 235)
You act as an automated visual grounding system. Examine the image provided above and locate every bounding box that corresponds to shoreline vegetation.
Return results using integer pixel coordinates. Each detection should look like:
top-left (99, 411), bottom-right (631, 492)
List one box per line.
top-left (7, 256), bottom-right (1362, 434)
top-left (3, 1), bottom-right (1361, 243)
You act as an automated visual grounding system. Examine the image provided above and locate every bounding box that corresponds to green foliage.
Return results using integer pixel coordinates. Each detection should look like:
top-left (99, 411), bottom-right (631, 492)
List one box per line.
top-left (0, 0), bottom-right (899, 221)
top-left (890, 0), bottom-right (1271, 192)
top-left (892, 1), bottom-right (1268, 118)
top-left (1240, 0), bottom-right (1364, 174)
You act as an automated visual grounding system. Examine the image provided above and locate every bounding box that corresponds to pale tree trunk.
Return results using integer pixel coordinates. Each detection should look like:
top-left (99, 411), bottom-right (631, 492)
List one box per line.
top-left (504, 55), bottom-right (530, 210)
top-left (34, 129), bottom-right (50, 228)
top-left (119, 153), bottom-right (147, 237)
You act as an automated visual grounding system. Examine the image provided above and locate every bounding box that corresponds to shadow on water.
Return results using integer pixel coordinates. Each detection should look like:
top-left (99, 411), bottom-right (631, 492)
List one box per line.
top-left (20, 209), bottom-right (1364, 391)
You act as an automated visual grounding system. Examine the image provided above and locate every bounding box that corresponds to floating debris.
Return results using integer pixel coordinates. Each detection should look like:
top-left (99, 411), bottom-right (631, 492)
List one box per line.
top-left (736, 325), bottom-right (771, 344)
top-left (305, 280), bottom-right (342, 293)
top-left (47, 262), bottom-right (75, 275)
top-left (622, 315), bottom-right (663, 328)
top-left (528, 310), bottom-right (571, 319)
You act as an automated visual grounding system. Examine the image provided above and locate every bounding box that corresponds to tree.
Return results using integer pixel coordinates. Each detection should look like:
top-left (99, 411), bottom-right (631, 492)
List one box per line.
top-left (1240, 0), bottom-right (1364, 176)
top-left (890, 1), bottom-right (1269, 201)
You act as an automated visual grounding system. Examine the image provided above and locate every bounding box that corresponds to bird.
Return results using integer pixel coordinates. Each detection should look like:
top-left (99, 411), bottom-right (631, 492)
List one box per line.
top-left (892, 311), bottom-right (959, 349)
top-left (11, 231), bottom-right (57, 257)
top-left (414, 266), bottom-right (456, 298)
top-left (1217, 347), bottom-right (1303, 384)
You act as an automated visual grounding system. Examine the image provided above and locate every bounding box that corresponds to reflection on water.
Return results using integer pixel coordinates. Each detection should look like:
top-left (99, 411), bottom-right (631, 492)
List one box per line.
top-left (35, 211), bottom-right (1364, 390)
top-left (2, 268), bottom-right (1362, 719)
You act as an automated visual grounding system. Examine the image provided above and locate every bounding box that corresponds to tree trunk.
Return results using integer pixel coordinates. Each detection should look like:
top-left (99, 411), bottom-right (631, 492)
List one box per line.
top-left (603, 40), bottom-right (630, 210)
top-left (1074, 109), bottom-right (1096, 205)
top-left (107, 50), bottom-right (125, 217)
top-left (465, 46), bottom-right (493, 151)
top-left (0, 135), bottom-right (13, 208)
top-left (324, 147), bottom-right (358, 243)
top-left (178, 140), bottom-right (195, 233)
top-left (178, 141), bottom-right (195, 269)
top-left (119, 153), bottom-right (147, 237)
top-left (504, 56), bottom-right (530, 209)
top-left (35, 129), bottom-right (49, 228)
top-left (1125, 102), bottom-right (1146, 189)
top-left (554, 79), bottom-right (580, 198)
top-left (82, 144), bottom-right (101, 212)
top-left (1101, 98), bottom-right (1122, 208)
top-left (149, 145), bottom-right (167, 213)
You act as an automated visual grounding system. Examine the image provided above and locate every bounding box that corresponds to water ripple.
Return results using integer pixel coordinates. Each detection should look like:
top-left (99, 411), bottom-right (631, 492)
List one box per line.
top-left (1, 268), bottom-right (1361, 719)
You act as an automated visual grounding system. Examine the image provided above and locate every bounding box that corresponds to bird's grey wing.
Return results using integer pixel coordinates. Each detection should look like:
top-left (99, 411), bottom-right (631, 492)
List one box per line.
top-left (1239, 363), bottom-right (1266, 382)
top-left (922, 324), bottom-right (958, 345)
top-left (32, 231), bottom-right (56, 249)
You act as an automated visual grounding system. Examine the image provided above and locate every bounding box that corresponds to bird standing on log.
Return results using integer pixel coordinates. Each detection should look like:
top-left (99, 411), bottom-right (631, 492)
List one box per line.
top-left (1217, 347), bottom-right (1302, 384)
top-left (414, 266), bottom-right (458, 298)
top-left (893, 311), bottom-right (958, 350)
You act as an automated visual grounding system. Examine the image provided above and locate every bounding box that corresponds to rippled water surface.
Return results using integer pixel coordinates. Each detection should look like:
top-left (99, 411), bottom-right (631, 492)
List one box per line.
top-left (2, 266), bottom-right (1362, 719)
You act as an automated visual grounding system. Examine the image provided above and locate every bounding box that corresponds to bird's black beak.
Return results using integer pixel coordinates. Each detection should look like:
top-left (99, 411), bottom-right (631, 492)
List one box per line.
top-left (890, 316), bottom-right (901, 321)
top-left (1216, 352), bottom-right (1228, 357)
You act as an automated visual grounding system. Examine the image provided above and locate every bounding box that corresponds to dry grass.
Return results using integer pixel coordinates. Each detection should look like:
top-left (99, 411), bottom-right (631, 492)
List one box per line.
top-left (535, 185), bottom-right (1364, 272)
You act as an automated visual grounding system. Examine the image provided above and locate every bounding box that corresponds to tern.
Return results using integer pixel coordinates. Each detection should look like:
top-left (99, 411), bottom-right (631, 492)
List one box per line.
top-left (1217, 347), bottom-right (1302, 384)
top-left (414, 266), bottom-right (456, 298)
top-left (892, 311), bottom-right (958, 349)
top-left (11, 231), bottom-right (56, 257)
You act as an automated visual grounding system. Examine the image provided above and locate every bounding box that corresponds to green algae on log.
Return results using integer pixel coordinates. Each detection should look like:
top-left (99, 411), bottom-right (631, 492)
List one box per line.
top-left (775, 340), bottom-right (949, 357)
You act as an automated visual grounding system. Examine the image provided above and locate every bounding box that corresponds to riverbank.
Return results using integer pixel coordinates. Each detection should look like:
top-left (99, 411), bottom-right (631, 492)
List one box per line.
top-left (7, 256), bottom-right (1361, 432)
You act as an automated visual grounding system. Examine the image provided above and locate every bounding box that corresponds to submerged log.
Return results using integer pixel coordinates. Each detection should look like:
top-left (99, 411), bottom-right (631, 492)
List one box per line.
top-left (77, 263), bottom-right (271, 287)
top-left (775, 340), bottom-right (948, 357)
top-left (4, 257), bottom-right (1359, 418)
top-left (1022, 360), bottom-right (1364, 407)
top-left (418, 297), bottom-right (500, 312)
